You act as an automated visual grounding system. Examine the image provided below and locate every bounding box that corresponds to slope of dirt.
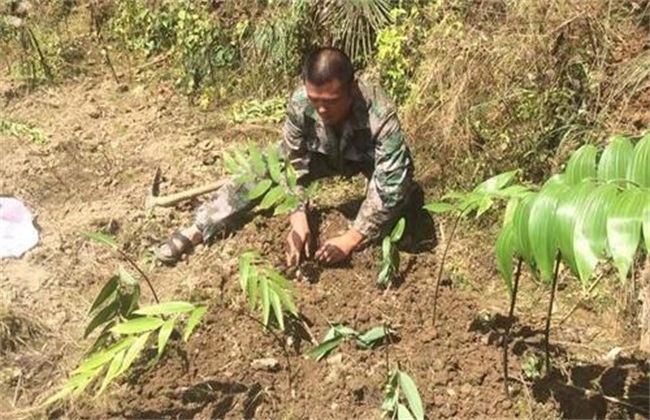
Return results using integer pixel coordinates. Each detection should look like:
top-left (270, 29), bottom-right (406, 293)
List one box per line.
top-left (1, 73), bottom-right (648, 419)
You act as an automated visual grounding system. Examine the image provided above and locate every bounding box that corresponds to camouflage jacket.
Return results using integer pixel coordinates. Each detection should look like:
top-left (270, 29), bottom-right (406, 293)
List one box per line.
top-left (281, 80), bottom-right (415, 238)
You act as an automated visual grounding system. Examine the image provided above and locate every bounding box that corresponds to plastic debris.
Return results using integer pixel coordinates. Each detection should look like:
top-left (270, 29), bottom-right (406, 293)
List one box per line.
top-left (0, 197), bottom-right (39, 258)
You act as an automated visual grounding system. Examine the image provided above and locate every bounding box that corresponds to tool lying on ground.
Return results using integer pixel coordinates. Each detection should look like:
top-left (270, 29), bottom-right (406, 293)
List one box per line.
top-left (145, 168), bottom-right (227, 210)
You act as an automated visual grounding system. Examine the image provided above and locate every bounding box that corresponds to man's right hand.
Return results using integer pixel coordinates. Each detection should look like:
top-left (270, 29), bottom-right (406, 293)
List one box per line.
top-left (286, 210), bottom-right (312, 267)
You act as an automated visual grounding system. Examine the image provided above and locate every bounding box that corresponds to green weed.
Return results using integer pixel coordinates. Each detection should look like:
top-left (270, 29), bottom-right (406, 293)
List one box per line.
top-left (305, 324), bottom-right (395, 361)
top-left (377, 218), bottom-right (406, 289)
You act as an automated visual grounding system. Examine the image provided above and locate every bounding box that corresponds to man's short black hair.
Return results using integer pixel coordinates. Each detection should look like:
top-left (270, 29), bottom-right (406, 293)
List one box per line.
top-left (302, 47), bottom-right (354, 88)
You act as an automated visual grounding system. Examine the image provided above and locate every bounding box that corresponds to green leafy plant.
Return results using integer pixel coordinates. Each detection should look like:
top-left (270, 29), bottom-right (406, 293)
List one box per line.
top-left (223, 142), bottom-right (318, 215)
top-left (305, 324), bottom-right (395, 360)
top-left (45, 233), bottom-right (207, 404)
top-left (229, 97), bottom-right (286, 124)
top-left (239, 251), bottom-right (299, 331)
top-left (1, 118), bottom-right (47, 145)
top-left (377, 218), bottom-right (406, 288)
top-left (382, 367), bottom-right (425, 420)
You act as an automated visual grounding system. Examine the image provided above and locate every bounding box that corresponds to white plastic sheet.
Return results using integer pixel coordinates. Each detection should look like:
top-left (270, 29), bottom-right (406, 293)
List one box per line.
top-left (0, 197), bottom-right (39, 258)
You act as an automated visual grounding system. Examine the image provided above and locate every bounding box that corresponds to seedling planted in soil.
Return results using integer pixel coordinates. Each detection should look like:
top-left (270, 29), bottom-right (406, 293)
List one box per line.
top-left (382, 367), bottom-right (425, 420)
top-left (377, 218), bottom-right (406, 288)
top-left (305, 324), bottom-right (396, 361)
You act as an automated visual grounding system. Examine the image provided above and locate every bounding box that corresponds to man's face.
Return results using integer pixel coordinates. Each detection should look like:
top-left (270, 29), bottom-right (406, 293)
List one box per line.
top-left (305, 78), bottom-right (354, 127)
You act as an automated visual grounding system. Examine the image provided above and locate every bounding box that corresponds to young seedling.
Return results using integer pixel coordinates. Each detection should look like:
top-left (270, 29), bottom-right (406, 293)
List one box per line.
top-left (382, 367), bottom-right (425, 420)
top-left (239, 251), bottom-right (299, 331)
top-left (377, 218), bottom-right (406, 289)
top-left (305, 324), bottom-right (396, 361)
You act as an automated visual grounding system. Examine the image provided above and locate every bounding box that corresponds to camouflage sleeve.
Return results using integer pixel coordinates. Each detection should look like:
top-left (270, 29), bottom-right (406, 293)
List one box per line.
top-left (353, 112), bottom-right (414, 239)
top-left (280, 90), bottom-right (310, 211)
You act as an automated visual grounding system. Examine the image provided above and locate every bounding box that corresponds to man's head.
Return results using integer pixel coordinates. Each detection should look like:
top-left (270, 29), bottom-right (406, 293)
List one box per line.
top-left (302, 47), bottom-right (356, 126)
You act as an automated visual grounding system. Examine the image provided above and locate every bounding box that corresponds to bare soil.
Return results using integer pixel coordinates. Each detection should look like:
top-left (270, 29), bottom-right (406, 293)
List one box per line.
top-left (1, 73), bottom-right (648, 419)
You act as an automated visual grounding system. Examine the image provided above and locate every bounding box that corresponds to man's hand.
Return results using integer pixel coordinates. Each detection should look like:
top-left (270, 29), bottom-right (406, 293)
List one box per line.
top-left (315, 228), bottom-right (364, 265)
top-left (286, 210), bottom-right (312, 267)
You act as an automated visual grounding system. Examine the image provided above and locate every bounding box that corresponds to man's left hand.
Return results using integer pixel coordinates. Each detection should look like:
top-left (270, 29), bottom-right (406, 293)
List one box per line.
top-left (315, 228), bottom-right (364, 265)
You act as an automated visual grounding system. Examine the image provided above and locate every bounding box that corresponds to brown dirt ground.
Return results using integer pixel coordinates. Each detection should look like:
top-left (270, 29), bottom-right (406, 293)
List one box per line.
top-left (1, 71), bottom-right (648, 420)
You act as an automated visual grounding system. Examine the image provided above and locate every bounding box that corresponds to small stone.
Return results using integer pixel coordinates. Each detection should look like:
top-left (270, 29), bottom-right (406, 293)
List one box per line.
top-left (250, 357), bottom-right (280, 372)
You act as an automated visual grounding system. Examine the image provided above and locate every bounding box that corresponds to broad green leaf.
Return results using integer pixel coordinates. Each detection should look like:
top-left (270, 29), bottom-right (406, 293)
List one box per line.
top-left (260, 278), bottom-right (271, 326)
top-left (473, 170), bottom-right (518, 193)
top-left (270, 291), bottom-right (285, 330)
top-left (458, 193), bottom-right (482, 217)
top-left (566, 144), bottom-right (598, 185)
top-left (84, 300), bottom-right (119, 338)
top-left (273, 195), bottom-right (301, 215)
top-left (266, 147), bottom-right (282, 183)
top-left (332, 324), bottom-right (359, 337)
top-left (512, 193), bottom-right (536, 268)
top-left (607, 188), bottom-right (645, 281)
top-left (89, 276), bottom-right (119, 314)
top-left (133, 301), bottom-right (195, 316)
top-left (390, 218), bottom-right (406, 242)
top-left (475, 195), bottom-right (495, 218)
top-left (97, 348), bottom-right (126, 395)
top-left (423, 202), bottom-right (455, 214)
top-left (495, 223), bottom-right (516, 297)
top-left (397, 403), bottom-right (416, 420)
top-left (555, 182), bottom-right (595, 276)
top-left (248, 142), bottom-right (267, 176)
top-left (116, 332), bottom-right (151, 377)
top-left (398, 371), bottom-right (424, 420)
top-left (183, 305), bottom-right (207, 342)
top-left (233, 148), bottom-right (251, 172)
top-left (377, 263), bottom-right (392, 286)
top-left (248, 179), bottom-right (273, 200)
top-left (221, 151), bottom-right (239, 175)
top-left (118, 264), bottom-right (138, 287)
top-left (258, 185), bottom-right (285, 210)
top-left (628, 134), bottom-right (650, 187)
top-left (381, 371), bottom-right (399, 411)
top-left (356, 326), bottom-right (395, 348)
top-left (81, 231), bottom-right (117, 249)
top-left (643, 196), bottom-right (650, 252)
top-left (494, 184), bottom-right (530, 198)
top-left (73, 336), bottom-right (136, 375)
top-left (286, 162), bottom-right (298, 189)
top-left (597, 135), bottom-right (633, 182)
top-left (112, 317), bottom-right (164, 335)
top-left (382, 235), bottom-right (392, 261)
top-left (528, 182), bottom-right (568, 281)
top-left (573, 183), bottom-right (618, 285)
top-left (304, 336), bottom-right (344, 361)
top-left (157, 317), bottom-right (176, 358)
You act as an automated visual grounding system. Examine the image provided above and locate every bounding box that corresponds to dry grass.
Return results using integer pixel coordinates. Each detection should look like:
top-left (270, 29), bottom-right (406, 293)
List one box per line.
top-left (0, 306), bottom-right (45, 354)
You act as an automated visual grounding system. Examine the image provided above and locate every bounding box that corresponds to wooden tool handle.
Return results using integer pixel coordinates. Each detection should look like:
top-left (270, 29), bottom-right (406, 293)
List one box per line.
top-left (147, 180), bottom-right (228, 208)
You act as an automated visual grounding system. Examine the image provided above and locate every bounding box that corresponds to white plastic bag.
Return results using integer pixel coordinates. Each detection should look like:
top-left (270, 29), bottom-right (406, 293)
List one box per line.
top-left (0, 197), bottom-right (40, 258)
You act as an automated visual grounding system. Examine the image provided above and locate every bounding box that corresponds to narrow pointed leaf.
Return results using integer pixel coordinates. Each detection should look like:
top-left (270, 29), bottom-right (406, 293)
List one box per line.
top-left (475, 195), bottom-right (495, 218)
top-left (260, 278), bottom-right (271, 326)
top-left (157, 317), bottom-right (176, 358)
top-left (304, 336), bottom-right (344, 360)
top-left (494, 184), bottom-right (530, 198)
top-left (266, 147), bottom-right (282, 183)
top-left (495, 223), bottom-right (516, 296)
top-left (81, 231), bottom-right (117, 249)
top-left (112, 317), bottom-right (164, 335)
top-left (473, 170), bottom-right (518, 193)
top-left (222, 151), bottom-right (239, 175)
top-left (133, 301), bottom-right (195, 316)
top-left (239, 252), bottom-right (254, 292)
top-left (273, 195), bottom-right (300, 215)
top-left (270, 291), bottom-right (285, 330)
top-left (423, 202), bottom-right (455, 214)
top-left (573, 183), bottom-right (618, 285)
top-left (84, 300), bottom-right (119, 338)
top-left (258, 185), bottom-right (285, 210)
top-left (248, 142), bottom-right (267, 176)
top-left (89, 276), bottom-right (119, 314)
top-left (247, 270), bottom-right (259, 311)
top-left (566, 144), bottom-right (598, 185)
top-left (117, 264), bottom-right (138, 287)
top-left (286, 162), bottom-right (298, 189)
top-left (73, 336), bottom-right (136, 375)
top-left (398, 371), bottom-right (424, 420)
top-left (607, 188), bottom-right (644, 281)
top-left (183, 305), bottom-right (207, 342)
top-left (390, 218), bottom-right (406, 242)
top-left (356, 326), bottom-right (395, 348)
top-left (248, 179), bottom-right (273, 200)
top-left (628, 134), bottom-right (650, 187)
top-left (116, 332), bottom-right (151, 377)
top-left (233, 148), bottom-right (251, 172)
top-left (97, 348), bottom-right (126, 395)
top-left (397, 404), bottom-right (416, 420)
top-left (597, 135), bottom-right (633, 182)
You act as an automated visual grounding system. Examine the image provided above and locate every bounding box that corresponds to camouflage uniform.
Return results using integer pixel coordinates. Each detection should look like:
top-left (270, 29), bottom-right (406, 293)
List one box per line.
top-left (195, 80), bottom-right (417, 242)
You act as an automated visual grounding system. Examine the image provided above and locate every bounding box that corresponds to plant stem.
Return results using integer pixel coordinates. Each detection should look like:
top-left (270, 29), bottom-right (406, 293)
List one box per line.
top-left (544, 253), bottom-right (562, 374)
top-left (117, 250), bottom-right (160, 304)
top-left (503, 256), bottom-right (522, 396)
top-left (432, 213), bottom-right (461, 326)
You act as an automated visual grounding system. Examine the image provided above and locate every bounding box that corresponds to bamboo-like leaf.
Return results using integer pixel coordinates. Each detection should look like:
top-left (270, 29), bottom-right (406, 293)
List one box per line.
top-left (475, 195), bottom-right (495, 218)
top-left (89, 276), bottom-right (119, 314)
top-left (97, 348), bottom-right (126, 395)
top-left (398, 371), bottom-right (424, 420)
top-left (473, 170), bottom-right (518, 193)
top-left (304, 336), bottom-right (345, 361)
top-left (566, 144), bottom-right (598, 184)
top-left (183, 305), bottom-right (207, 342)
top-left (495, 223), bottom-right (516, 297)
top-left (390, 218), bottom-right (406, 242)
top-left (422, 202), bottom-right (455, 214)
top-left (628, 133), bottom-right (650, 187)
top-left (528, 182), bottom-right (568, 281)
top-left (573, 183), bottom-right (618, 285)
top-left (260, 278), bottom-right (271, 326)
top-left (116, 332), bottom-right (151, 377)
top-left (356, 326), bottom-right (395, 348)
top-left (117, 264), bottom-right (138, 287)
top-left (555, 182), bottom-right (595, 276)
top-left (258, 185), bottom-right (285, 210)
top-left (112, 317), bottom-right (164, 335)
top-left (606, 188), bottom-right (645, 281)
top-left (133, 301), bottom-right (195, 316)
top-left (248, 179), bottom-right (273, 200)
top-left (247, 268), bottom-right (259, 311)
top-left (266, 147), bottom-right (282, 183)
top-left (597, 135), bottom-right (633, 182)
top-left (266, 275), bottom-right (297, 315)
top-left (84, 300), bottom-right (119, 338)
top-left (157, 317), bottom-right (176, 358)
top-left (397, 404), bottom-right (416, 420)
top-left (643, 196), bottom-right (650, 253)
top-left (248, 142), bottom-right (267, 176)
top-left (270, 291), bottom-right (285, 330)
top-left (239, 251), bottom-right (254, 292)
top-left (81, 231), bottom-right (117, 249)
top-left (73, 336), bottom-right (136, 375)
